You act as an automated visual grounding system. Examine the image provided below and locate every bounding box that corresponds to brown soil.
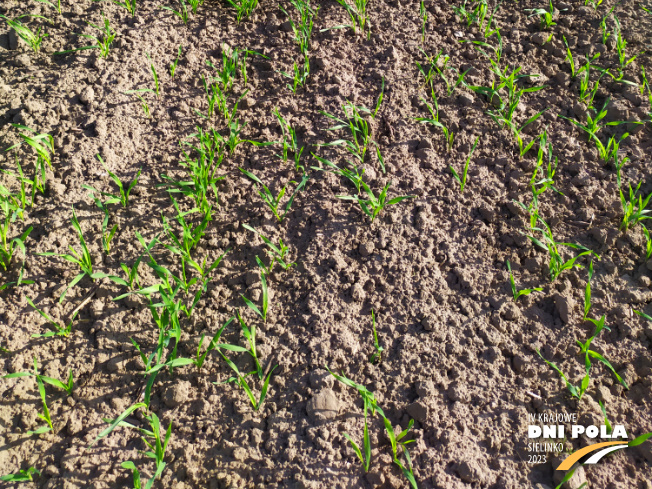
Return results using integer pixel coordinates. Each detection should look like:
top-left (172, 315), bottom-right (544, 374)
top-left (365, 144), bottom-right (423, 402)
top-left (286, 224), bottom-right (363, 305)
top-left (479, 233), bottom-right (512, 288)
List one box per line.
top-left (1, 0), bottom-right (652, 488)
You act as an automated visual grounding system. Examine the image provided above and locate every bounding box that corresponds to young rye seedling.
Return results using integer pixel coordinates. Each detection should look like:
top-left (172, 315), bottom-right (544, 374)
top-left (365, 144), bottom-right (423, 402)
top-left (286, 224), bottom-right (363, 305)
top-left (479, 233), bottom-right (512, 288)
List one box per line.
top-left (449, 136), bottom-right (479, 192)
top-left (415, 89), bottom-right (455, 151)
top-left (88, 191), bottom-right (118, 254)
top-left (368, 309), bottom-right (384, 364)
top-left (320, 80), bottom-right (385, 171)
top-left (273, 107), bottom-right (305, 172)
top-left (112, 0), bottom-right (137, 17)
top-left (120, 413), bottom-right (172, 488)
top-left (525, 0), bottom-right (557, 30)
top-left (507, 260), bottom-right (542, 302)
top-left (227, 0), bottom-right (259, 22)
top-left (194, 316), bottom-right (235, 370)
top-left (54, 11), bottom-right (116, 58)
top-left (311, 154), bottom-right (365, 194)
top-left (416, 48), bottom-right (469, 95)
top-left (0, 196), bottom-right (32, 271)
top-left (338, 181), bottom-right (414, 223)
top-left (38, 206), bottom-right (107, 302)
top-left (1, 467), bottom-right (40, 482)
top-left (280, 0), bottom-right (319, 55)
top-left (160, 0), bottom-right (190, 25)
top-left (26, 296), bottom-right (80, 338)
top-left (537, 349), bottom-right (589, 400)
top-left (239, 168), bottom-right (309, 222)
top-left (83, 155), bottom-right (141, 208)
top-left (618, 180), bottom-right (651, 232)
top-left (332, 0), bottom-right (370, 38)
top-left (241, 269), bottom-right (269, 323)
top-left (5, 124), bottom-right (55, 195)
top-left (524, 218), bottom-right (597, 282)
top-left (169, 44), bottom-right (183, 78)
top-left (242, 223), bottom-right (296, 272)
top-left (0, 14), bottom-right (51, 53)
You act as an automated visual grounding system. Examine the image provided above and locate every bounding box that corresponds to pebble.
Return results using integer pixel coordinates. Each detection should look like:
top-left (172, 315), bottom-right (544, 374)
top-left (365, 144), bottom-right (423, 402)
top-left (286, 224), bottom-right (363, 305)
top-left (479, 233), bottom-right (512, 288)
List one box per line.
top-left (306, 389), bottom-right (339, 421)
top-left (80, 87), bottom-right (95, 105)
top-left (406, 400), bottom-right (428, 423)
top-left (351, 283), bottom-right (366, 302)
top-left (554, 294), bottom-right (574, 324)
top-left (163, 380), bottom-right (191, 408)
top-left (359, 241), bottom-right (374, 257)
top-left (458, 92), bottom-right (474, 106)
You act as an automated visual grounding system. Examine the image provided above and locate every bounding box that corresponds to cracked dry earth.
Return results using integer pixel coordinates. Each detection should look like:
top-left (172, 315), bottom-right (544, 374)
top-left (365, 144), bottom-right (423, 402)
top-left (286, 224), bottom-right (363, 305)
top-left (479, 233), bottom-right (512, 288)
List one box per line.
top-left (1, 0), bottom-right (652, 488)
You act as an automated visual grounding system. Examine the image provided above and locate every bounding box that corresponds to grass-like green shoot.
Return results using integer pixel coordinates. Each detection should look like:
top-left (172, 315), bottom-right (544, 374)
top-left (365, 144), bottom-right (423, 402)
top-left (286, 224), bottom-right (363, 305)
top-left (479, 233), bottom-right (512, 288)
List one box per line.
top-left (27, 296), bottom-right (80, 338)
top-left (415, 89), bottom-right (455, 152)
top-left (368, 309), bottom-right (383, 364)
top-left (187, 0), bottom-right (205, 13)
top-left (83, 154), bottom-right (141, 208)
top-left (419, 0), bottom-right (427, 44)
top-left (241, 269), bottom-right (269, 323)
top-left (54, 11), bottom-right (115, 58)
top-left (507, 260), bottom-right (542, 302)
top-left (36, 0), bottom-right (62, 15)
top-left (5, 125), bottom-right (55, 189)
top-left (273, 107), bottom-right (305, 172)
top-left (239, 169), bottom-right (309, 222)
top-left (146, 53), bottom-right (160, 98)
top-left (333, 0), bottom-right (370, 38)
top-left (124, 89), bottom-right (152, 118)
top-left (338, 180), bottom-right (414, 223)
top-left (38, 206), bottom-right (106, 302)
top-left (449, 136), bottom-right (479, 192)
top-left (111, 0), bottom-right (137, 17)
top-left (311, 154), bottom-right (365, 194)
top-left (619, 180), bottom-right (651, 232)
top-left (320, 80), bottom-right (385, 171)
top-left (218, 353), bottom-right (277, 410)
top-left (525, 0), bottom-right (556, 30)
top-left (88, 191), bottom-right (118, 254)
top-left (576, 317), bottom-right (629, 390)
top-left (0, 194), bottom-right (32, 271)
top-left (169, 44), bottom-right (182, 79)
top-left (194, 316), bottom-right (235, 370)
top-left (279, 55), bottom-right (311, 93)
top-left (242, 223), bottom-right (296, 272)
top-left (524, 218), bottom-right (597, 282)
top-left (160, 0), bottom-right (190, 24)
top-left (537, 349), bottom-right (589, 400)
top-left (0, 467), bottom-right (40, 482)
top-left (416, 49), bottom-right (469, 95)
top-left (121, 413), bottom-right (172, 486)
top-left (226, 0), bottom-right (259, 22)
top-left (280, 0), bottom-right (319, 55)
top-left (0, 14), bottom-right (51, 53)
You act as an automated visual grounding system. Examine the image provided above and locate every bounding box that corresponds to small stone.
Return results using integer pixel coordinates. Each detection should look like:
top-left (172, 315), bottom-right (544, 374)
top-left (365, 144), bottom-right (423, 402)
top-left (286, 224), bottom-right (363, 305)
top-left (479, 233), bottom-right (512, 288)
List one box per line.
top-left (15, 54), bottom-right (32, 67)
top-left (280, 20), bottom-right (293, 32)
top-left (90, 300), bottom-right (104, 318)
top-left (351, 283), bottom-right (366, 302)
top-left (421, 314), bottom-right (436, 331)
top-left (595, 385), bottom-right (612, 404)
top-left (531, 32), bottom-right (549, 46)
top-left (502, 302), bottom-right (520, 321)
top-left (163, 380), bottom-right (191, 408)
top-left (458, 92), bottom-right (474, 106)
top-left (313, 57), bottom-right (329, 70)
top-left (80, 87), bottom-right (95, 105)
top-left (359, 241), bottom-right (374, 257)
top-left (232, 447), bottom-right (247, 461)
top-left (513, 355), bottom-right (527, 374)
top-left (241, 97), bottom-right (256, 109)
top-left (306, 389), bottom-right (339, 421)
top-left (448, 382), bottom-right (470, 403)
top-left (106, 356), bottom-right (125, 373)
top-left (555, 294), bottom-right (575, 323)
top-left (406, 400), bottom-right (429, 423)
top-left (478, 203), bottom-right (495, 222)
top-left (417, 138), bottom-right (433, 150)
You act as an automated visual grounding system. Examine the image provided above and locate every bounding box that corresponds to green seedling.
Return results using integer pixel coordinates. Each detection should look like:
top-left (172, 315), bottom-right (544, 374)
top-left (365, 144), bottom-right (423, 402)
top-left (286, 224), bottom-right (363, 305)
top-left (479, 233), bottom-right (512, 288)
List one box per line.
top-left (449, 136), bottom-right (479, 192)
top-left (0, 14), bottom-right (51, 53)
top-left (124, 89), bottom-right (152, 118)
top-left (452, 0), bottom-right (500, 37)
top-left (226, 0), bottom-right (259, 22)
top-left (187, 0), bottom-right (205, 13)
top-left (242, 224), bottom-right (296, 272)
top-left (460, 33), bottom-right (503, 67)
top-left (368, 309), bottom-right (383, 364)
top-left (525, 0), bottom-right (556, 30)
top-left (38, 206), bottom-right (106, 302)
top-left (194, 316), bottom-right (235, 370)
top-left (555, 467), bottom-right (588, 489)
top-left (613, 17), bottom-right (640, 70)
top-left (169, 45), bottom-right (182, 78)
top-left (0, 264), bottom-right (34, 291)
top-left (273, 107), bottom-right (305, 172)
top-left (279, 0), bottom-right (319, 55)
top-left (634, 309), bottom-right (652, 322)
top-left (241, 269), bottom-right (269, 323)
top-left (320, 82), bottom-right (385, 171)
top-left (239, 168), bottom-right (309, 222)
top-left (419, 0), bottom-right (427, 44)
top-left (5, 124), bottom-right (55, 192)
top-left (416, 48), bottom-right (469, 95)
top-left (576, 317), bottom-right (629, 390)
top-left (1, 467), bottom-right (40, 482)
top-left (207, 46), bottom-right (263, 93)
top-left (343, 403), bottom-right (372, 472)
top-left (415, 90), bottom-right (455, 151)
top-left (87, 192), bottom-right (118, 254)
top-left (338, 180), bottom-right (414, 223)
top-left (530, 131), bottom-right (562, 197)
top-left (642, 226), bottom-right (652, 261)
top-left (279, 55), bottom-right (310, 93)
top-left (507, 260), bottom-right (542, 302)
top-left (83, 155), bottom-right (141, 208)
top-left (599, 400), bottom-right (613, 435)
top-left (4, 357), bottom-right (74, 434)
top-left (218, 352), bottom-right (277, 410)
top-left (584, 260), bottom-right (594, 320)
top-left (112, 0), bottom-right (137, 17)
top-left (146, 53), bottom-right (160, 98)
top-left (618, 180), bottom-right (651, 232)
top-left (383, 417), bottom-right (418, 488)
top-left (27, 296), bottom-right (80, 338)
top-left (0, 196), bottom-right (31, 271)
top-left (119, 413), bottom-right (172, 487)
top-left (524, 218), bottom-right (596, 282)
top-left (311, 154), bottom-right (365, 194)
top-left (160, 0), bottom-right (190, 24)
top-left (333, 0), bottom-right (370, 38)
top-left (1, 157), bottom-right (35, 209)
top-left (54, 11), bottom-right (115, 58)
top-left (89, 402), bottom-right (147, 448)
top-left (107, 231), bottom-right (158, 291)
top-left (562, 36), bottom-right (577, 78)
top-left (219, 310), bottom-right (264, 377)
top-left (162, 127), bottom-right (226, 216)
top-left (537, 349), bottom-right (589, 400)
top-left (501, 109), bottom-right (548, 158)
top-left (36, 0), bottom-right (62, 14)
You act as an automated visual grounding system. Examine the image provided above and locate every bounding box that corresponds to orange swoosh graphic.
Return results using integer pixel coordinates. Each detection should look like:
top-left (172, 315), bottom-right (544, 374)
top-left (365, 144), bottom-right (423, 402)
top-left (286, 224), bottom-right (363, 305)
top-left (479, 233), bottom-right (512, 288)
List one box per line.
top-left (556, 441), bottom-right (627, 470)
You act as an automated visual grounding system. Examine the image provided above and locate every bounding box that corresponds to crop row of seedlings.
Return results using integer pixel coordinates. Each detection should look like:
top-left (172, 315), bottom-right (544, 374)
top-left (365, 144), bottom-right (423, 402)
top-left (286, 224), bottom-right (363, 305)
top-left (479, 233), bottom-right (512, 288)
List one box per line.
top-left (1, 0), bottom-right (651, 485)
